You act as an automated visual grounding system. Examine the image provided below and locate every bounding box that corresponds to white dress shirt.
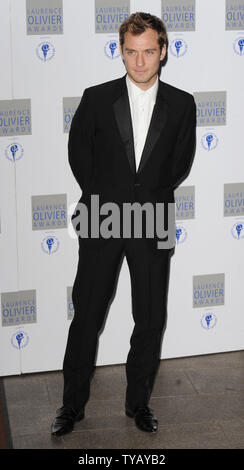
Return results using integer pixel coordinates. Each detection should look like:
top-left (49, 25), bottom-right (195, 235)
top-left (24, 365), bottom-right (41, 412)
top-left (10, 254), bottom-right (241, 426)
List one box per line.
top-left (126, 73), bottom-right (159, 172)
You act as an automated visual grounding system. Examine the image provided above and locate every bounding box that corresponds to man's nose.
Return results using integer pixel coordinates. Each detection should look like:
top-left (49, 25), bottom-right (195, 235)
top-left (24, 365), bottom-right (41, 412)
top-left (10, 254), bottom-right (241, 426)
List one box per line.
top-left (136, 52), bottom-right (145, 66)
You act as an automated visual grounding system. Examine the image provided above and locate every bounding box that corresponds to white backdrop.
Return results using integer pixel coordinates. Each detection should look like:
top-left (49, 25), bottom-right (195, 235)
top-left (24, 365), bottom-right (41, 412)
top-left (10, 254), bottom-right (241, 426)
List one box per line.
top-left (1, 0), bottom-right (244, 376)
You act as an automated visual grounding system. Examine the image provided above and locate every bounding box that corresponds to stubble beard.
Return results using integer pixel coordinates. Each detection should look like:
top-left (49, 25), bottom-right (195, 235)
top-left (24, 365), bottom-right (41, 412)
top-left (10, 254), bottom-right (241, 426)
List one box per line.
top-left (128, 69), bottom-right (159, 87)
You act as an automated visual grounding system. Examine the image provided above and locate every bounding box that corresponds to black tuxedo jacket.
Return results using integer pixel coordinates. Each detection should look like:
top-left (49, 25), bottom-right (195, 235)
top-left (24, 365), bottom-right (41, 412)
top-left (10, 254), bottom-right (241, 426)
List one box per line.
top-left (69, 73), bottom-right (196, 251)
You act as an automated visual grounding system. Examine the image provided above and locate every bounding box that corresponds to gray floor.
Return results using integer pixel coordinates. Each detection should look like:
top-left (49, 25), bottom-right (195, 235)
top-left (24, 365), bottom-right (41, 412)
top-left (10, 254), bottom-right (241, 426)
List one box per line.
top-left (3, 350), bottom-right (244, 449)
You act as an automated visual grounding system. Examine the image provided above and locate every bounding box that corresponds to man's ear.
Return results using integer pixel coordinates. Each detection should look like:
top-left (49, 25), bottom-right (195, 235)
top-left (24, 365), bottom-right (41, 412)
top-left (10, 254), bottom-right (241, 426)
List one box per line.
top-left (160, 44), bottom-right (166, 61)
top-left (119, 45), bottom-right (125, 63)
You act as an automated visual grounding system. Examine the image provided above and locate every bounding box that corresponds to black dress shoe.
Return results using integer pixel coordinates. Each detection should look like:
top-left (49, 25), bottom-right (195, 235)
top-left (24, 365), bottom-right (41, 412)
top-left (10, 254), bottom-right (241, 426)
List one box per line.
top-left (125, 404), bottom-right (158, 433)
top-left (51, 405), bottom-right (84, 436)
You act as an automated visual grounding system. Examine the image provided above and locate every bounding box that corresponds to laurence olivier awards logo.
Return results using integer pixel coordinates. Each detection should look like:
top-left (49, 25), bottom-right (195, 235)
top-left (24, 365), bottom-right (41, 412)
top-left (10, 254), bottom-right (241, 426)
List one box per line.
top-left (175, 225), bottom-right (187, 244)
top-left (169, 37), bottom-right (188, 58)
top-left (63, 97), bottom-right (80, 133)
top-left (231, 220), bottom-right (244, 239)
top-left (225, 0), bottom-right (244, 30)
top-left (1, 290), bottom-right (37, 327)
top-left (41, 233), bottom-right (60, 254)
top-left (5, 142), bottom-right (24, 162)
top-left (224, 182), bottom-right (244, 217)
top-left (95, 0), bottom-right (130, 33)
top-left (67, 286), bottom-right (74, 320)
top-left (175, 186), bottom-right (195, 219)
top-left (104, 37), bottom-right (120, 59)
top-left (194, 91), bottom-right (227, 127)
top-left (161, 0), bottom-right (195, 31)
top-left (233, 36), bottom-right (244, 55)
top-left (36, 40), bottom-right (56, 61)
top-left (224, 184), bottom-right (244, 239)
top-left (31, 194), bottom-right (67, 230)
top-left (201, 131), bottom-right (219, 151)
top-left (26, 0), bottom-right (63, 35)
top-left (0, 99), bottom-right (32, 137)
top-left (11, 330), bottom-right (29, 350)
top-left (200, 312), bottom-right (217, 330)
top-left (193, 273), bottom-right (225, 309)
top-left (174, 186), bottom-right (195, 244)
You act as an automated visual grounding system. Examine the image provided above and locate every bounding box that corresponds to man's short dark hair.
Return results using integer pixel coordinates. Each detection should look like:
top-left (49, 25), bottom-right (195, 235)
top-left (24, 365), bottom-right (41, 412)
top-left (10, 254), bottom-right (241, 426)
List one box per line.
top-left (119, 12), bottom-right (168, 56)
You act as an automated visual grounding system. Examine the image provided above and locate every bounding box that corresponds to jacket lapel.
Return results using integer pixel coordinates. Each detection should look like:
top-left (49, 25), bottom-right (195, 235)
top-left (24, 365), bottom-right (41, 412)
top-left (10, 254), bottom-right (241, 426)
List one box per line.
top-left (113, 89), bottom-right (136, 175)
top-left (137, 90), bottom-right (168, 174)
top-left (112, 75), bottom-right (168, 176)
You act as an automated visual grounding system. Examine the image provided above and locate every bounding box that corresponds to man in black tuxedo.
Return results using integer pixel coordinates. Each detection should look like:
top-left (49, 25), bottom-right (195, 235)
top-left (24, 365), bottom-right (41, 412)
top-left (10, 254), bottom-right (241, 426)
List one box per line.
top-left (51, 12), bottom-right (196, 436)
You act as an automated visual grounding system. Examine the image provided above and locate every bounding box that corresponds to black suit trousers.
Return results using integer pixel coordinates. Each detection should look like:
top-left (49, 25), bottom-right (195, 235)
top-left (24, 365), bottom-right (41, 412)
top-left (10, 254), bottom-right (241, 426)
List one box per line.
top-left (63, 236), bottom-right (174, 412)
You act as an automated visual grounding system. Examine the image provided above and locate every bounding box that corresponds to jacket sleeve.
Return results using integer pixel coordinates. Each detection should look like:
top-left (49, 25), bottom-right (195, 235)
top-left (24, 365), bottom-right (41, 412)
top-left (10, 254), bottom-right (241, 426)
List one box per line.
top-left (170, 94), bottom-right (197, 191)
top-left (68, 88), bottom-right (95, 193)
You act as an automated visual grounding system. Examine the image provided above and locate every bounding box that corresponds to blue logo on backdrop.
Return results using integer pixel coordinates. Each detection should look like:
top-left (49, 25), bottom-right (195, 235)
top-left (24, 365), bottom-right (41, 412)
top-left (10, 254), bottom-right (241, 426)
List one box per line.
top-left (68, 301), bottom-right (74, 320)
top-left (36, 41), bottom-right (56, 61)
top-left (11, 330), bottom-right (29, 349)
top-left (104, 38), bottom-right (120, 59)
top-left (32, 194), bottom-right (67, 230)
top-left (41, 234), bottom-right (60, 254)
top-left (161, 0), bottom-right (195, 31)
top-left (225, 0), bottom-right (244, 30)
top-left (67, 286), bottom-right (74, 320)
top-left (5, 142), bottom-right (24, 162)
top-left (233, 37), bottom-right (244, 55)
top-left (201, 132), bottom-right (218, 151)
top-left (194, 91), bottom-right (226, 127)
top-left (95, 1), bottom-right (130, 33)
top-left (63, 97), bottom-right (80, 134)
top-left (231, 221), bottom-right (244, 239)
top-left (193, 273), bottom-right (225, 308)
top-left (176, 225), bottom-right (187, 244)
top-left (0, 99), bottom-right (32, 136)
top-left (200, 312), bottom-right (217, 330)
top-left (26, 0), bottom-right (63, 35)
top-left (224, 184), bottom-right (244, 217)
top-left (67, 299), bottom-right (74, 320)
top-left (175, 186), bottom-right (195, 220)
top-left (169, 38), bottom-right (188, 57)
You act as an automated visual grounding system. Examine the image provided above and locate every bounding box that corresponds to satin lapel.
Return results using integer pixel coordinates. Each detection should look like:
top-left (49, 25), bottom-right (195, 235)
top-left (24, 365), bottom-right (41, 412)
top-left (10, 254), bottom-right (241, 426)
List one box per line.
top-left (112, 76), bottom-right (169, 176)
top-left (137, 90), bottom-right (168, 174)
top-left (113, 89), bottom-right (136, 175)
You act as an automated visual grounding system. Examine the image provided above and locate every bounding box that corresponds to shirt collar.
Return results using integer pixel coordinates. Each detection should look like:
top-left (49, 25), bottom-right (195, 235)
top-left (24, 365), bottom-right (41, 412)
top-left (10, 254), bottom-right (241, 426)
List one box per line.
top-left (126, 73), bottom-right (159, 104)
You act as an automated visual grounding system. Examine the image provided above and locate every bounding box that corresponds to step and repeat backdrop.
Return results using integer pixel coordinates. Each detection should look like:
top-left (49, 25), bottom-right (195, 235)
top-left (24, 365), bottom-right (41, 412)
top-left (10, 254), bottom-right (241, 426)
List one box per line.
top-left (0, 0), bottom-right (244, 376)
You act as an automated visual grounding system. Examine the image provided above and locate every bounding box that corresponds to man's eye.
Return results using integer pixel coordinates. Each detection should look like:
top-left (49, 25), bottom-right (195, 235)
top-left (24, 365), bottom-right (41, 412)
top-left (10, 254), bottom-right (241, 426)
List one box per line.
top-left (146, 50), bottom-right (153, 55)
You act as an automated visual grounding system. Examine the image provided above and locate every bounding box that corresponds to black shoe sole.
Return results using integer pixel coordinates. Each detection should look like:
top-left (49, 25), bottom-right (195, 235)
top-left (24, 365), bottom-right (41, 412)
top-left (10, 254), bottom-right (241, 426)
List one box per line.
top-left (51, 426), bottom-right (74, 437)
top-left (125, 408), bottom-right (158, 433)
top-left (51, 412), bottom-right (85, 436)
top-left (136, 424), bottom-right (158, 433)
top-left (75, 412), bottom-right (85, 421)
top-left (125, 408), bottom-right (134, 418)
